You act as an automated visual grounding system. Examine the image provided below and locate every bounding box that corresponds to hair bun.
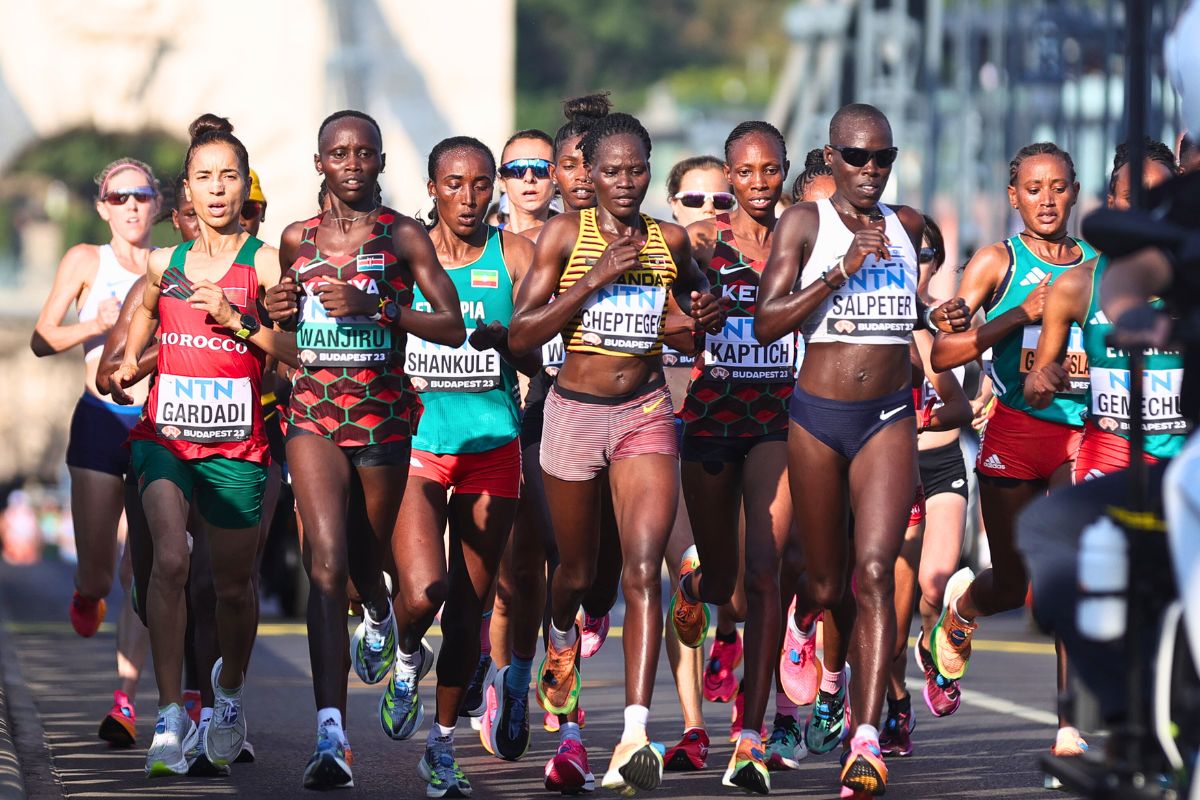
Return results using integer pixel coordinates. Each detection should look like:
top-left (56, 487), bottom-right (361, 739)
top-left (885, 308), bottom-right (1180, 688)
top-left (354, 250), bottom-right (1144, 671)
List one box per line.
top-left (804, 148), bottom-right (825, 170)
top-left (189, 113), bottom-right (234, 140)
top-left (563, 92), bottom-right (612, 123)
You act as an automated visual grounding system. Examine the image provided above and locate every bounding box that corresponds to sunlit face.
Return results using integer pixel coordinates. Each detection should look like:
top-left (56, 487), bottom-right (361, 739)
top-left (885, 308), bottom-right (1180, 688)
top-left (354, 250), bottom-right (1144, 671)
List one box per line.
top-left (95, 167), bottom-right (160, 245)
top-left (591, 133), bottom-right (651, 218)
top-left (317, 117), bottom-right (384, 208)
top-left (429, 148), bottom-right (494, 238)
top-left (1007, 153), bottom-right (1078, 238)
top-left (500, 136), bottom-right (554, 217)
top-left (825, 119), bottom-right (893, 208)
top-left (171, 192), bottom-right (200, 242)
top-left (1107, 159), bottom-right (1177, 210)
top-left (185, 142), bottom-right (246, 230)
top-left (725, 133), bottom-right (786, 224)
top-left (669, 166), bottom-right (728, 226)
top-left (553, 133), bottom-right (594, 211)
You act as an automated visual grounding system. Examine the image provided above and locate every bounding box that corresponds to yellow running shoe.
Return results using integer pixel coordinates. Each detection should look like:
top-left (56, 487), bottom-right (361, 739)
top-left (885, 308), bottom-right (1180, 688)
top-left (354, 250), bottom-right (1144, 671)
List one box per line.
top-left (722, 736), bottom-right (770, 794)
top-left (931, 566), bottom-right (977, 681)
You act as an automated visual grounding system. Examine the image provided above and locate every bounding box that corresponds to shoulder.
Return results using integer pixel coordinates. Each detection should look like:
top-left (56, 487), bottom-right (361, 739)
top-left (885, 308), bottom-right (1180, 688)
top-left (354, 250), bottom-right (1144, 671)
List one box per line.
top-left (964, 241), bottom-right (1010, 277)
top-left (534, 212), bottom-right (581, 253)
top-left (147, 246), bottom-right (173, 279)
top-left (1056, 258), bottom-right (1096, 294)
top-left (499, 228), bottom-right (535, 260)
top-left (656, 219), bottom-right (689, 252)
top-left (253, 242), bottom-right (282, 278)
top-left (776, 201), bottom-right (819, 239)
top-left (889, 204), bottom-right (926, 236)
top-left (59, 243), bottom-right (101, 278)
top-left (280, 220), bottom-right (308, 250)
top-left (519, 223), bottom-right (544, 243)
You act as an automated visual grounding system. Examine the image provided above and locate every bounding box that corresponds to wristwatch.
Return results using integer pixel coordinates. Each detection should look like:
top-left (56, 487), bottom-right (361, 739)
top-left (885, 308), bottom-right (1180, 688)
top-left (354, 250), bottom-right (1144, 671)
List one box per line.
top-left (234, 313), bottom-right (261, 340)
top-left (373, 297), bottom-right (400, 327)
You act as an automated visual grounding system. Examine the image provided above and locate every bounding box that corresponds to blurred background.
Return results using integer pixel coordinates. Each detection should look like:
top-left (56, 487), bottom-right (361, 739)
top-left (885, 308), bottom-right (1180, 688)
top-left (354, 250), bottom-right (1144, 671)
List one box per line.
top-left (0, 0), bottom-right (1189, 560)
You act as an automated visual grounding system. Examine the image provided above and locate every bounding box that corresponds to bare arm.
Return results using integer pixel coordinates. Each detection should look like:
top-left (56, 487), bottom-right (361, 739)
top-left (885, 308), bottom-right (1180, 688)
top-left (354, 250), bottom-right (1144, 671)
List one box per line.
top-left (913, 329), bottom-right (971, 431)
top-left (31, 244), bottom-right (106, 356)
top-left (395, 217), bottom-right (466, 347)
top-left (97, 276), bottom-right (158, 396)
top-left (1023, 262), bottom-right (1092, 409)
top-left (469, 230), bottom-right (542, 376)
top-left (109, 250), bottom-right (168, 401)
top-left (754, 203), bottom-right (831, 343)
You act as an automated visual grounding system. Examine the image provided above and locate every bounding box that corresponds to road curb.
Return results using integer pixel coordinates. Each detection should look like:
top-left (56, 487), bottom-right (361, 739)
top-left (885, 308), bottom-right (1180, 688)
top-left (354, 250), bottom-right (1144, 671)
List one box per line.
top-left (0, 599), bottom-right (27, 800)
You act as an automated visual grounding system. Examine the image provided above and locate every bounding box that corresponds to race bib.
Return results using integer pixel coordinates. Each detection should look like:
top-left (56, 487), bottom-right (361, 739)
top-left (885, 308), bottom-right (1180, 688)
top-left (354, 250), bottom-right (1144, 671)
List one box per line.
top-left (1020, 324), bottom-right (1088, 394)
top-left (155, 374), bottom-right (253, 443)
top-left (578, 283), bottom-right (666, 354)
top-left (1089, 367), bottom-right (1191, 435)
top-left (821, 247), bottom-right (916, 337)
top-left (405, 337), bottom-right (501, 393)
top-left (296, 283), bottom-right (392, 368)
top-left (662, 344), bottom-right (695, 368)
top-left (703, 316), bottom-right (794, 382)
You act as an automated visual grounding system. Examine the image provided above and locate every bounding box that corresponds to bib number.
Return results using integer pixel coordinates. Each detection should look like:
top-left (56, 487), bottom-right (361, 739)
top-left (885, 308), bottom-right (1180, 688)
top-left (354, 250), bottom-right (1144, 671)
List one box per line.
top-left (155, 375), bottom-right (253, 443)
top-left (297, 288), bottom-right (392, 368)
top-left (1090, 367), bottom-right (1191, 434)
top-left (1020, 325), bottom-right (1088, 394)
top-left (703, 317), bottom-right (794, 382)
top-left (405, 337), bottom-right (501, 393)
top-left (578, 284), bottom-right (666, 354)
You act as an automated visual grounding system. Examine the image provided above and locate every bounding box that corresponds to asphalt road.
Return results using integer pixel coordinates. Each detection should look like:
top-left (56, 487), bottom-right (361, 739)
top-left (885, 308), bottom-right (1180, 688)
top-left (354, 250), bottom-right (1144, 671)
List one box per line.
top-left (0, 559), bottom-right (1086, 799)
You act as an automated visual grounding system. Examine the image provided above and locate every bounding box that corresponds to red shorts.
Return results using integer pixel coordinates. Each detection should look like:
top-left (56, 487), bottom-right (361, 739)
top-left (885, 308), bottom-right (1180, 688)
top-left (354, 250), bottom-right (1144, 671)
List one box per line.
top-left (541, 382), bottom-right (678, 482)
top-left (976, 401), bottom-right (1082, 482)
top-left (1072, 420), bottom-right (1160, 484)
top-left (908, 483), bottom-right (926, 528)
top-left (409, 437), bottom-right (521, 498)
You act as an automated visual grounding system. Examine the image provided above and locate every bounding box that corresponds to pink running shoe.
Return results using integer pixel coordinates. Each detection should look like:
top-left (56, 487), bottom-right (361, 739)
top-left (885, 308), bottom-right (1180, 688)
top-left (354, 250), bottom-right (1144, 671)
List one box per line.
top-left (663, 727), bottom-right (709, 771)
top-left (703, 632), bottom-right (742, 703)
top-left (479, 683), bottom-right (498, 755)
top-left (578, 611), bottom-right (610, 659)
top-left (543, 707), bottom-right (586, 733)
top-left (779, 599), bottom-right (822, 706)
top-left (913, 629), bottom-right (961, 717)
top-left (545, 737), bottom-right (595, 794)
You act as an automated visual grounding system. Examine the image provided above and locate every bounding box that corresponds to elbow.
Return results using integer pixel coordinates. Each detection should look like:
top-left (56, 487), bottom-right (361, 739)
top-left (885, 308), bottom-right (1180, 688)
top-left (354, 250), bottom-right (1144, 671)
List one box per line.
top-left (30, 331), bottom-right (54, 357)
top-left (930, 346), bottom-right (952, 374)
top-left (507, 319), bottom-right (532, 354)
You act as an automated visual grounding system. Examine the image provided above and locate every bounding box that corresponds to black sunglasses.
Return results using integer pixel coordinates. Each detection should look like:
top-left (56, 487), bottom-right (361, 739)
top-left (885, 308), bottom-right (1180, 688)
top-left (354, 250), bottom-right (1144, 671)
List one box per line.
top-left (499, 158), bottom-right (552, 179)
top-left (101, 186), bottom-right (158, 205)
top-left (673, 191), bottom-right (736, 211)
top-left (829, 145), bottom-right (899, 169)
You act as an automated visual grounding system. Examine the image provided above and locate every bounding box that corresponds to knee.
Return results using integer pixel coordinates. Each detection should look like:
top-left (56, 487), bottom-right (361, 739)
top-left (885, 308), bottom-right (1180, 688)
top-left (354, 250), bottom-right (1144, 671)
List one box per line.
top-left (620, 557), bottom-right (660, 600)
top-left (399, 577), bottom-right (447, 620)
top-left (213, 572), bottom-right (252, 607)
top-left (808, 571), bottom-right (846, 609)
top-left (854, 556), bottom-right (894, 603)
top-left (307, 554), bottom-right (349, 600)
top-left (151, 547), bottom-right (190, 590)
top-left (745, 559), bottom-right (781, 602)
top-left (552, 559), bottom-right (595, 600)
top-left (918, 570), bottom-right (949, 611)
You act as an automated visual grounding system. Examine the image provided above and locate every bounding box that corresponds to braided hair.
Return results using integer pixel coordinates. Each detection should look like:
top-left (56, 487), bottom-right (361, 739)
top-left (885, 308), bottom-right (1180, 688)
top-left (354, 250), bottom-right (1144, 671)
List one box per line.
top-left (578, 112), bottom-right (651, 166)
top-left (724, 121), bottom-right (787, 165)
top-left (1008, 142), bottom-right (1076, 186)
top-left (422, 136), bottom-right (496, 229)
top-left (318, 110), bottom-right (382, 147)
top-left (1108, 137), bottom-right (1178, 195)
top-left (554, 92), bottom-right (612, 157)
top-left (790, 148), bottom-right (833, 203)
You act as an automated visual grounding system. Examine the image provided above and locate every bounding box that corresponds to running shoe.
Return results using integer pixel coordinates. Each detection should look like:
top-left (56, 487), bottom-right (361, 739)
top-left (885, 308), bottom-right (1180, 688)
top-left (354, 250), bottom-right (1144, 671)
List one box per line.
top-left (839, 733), bottom-right (887, 797)
top-left (1044, 726), bottom-right (1089, 789)
top-left (913, 630), bottom-right (961, 717)
top-left (878, 699), bottom-right (915, 758)
top-left (98, 690), bottom-right (136, 747)
top-left (663, 727), bottom-right (709, 771)
top-left (417, 738), bottom-right (472, 798)
top-left (205, 658), bottom-right (246, 767)
top-left (703, 632), bottom-right (742, 703)
top-left (544, 737), bottom-right (595, 794)
top-left (543, 707), bottom-right (585, 733)
top-left (236, 739), bottom-right (256, 763)
top-left (182, 690), bottom-right (202, 725)
top-left (721, 736), bottom-right (770, 795)
top-left (729, 682), bottom-right (769, 743)
top-left (668, 545), bottom-right (710, 649)
top-left (537, 630), bottom-right (581, 716)
top-left (931, 566), bottom-right (977, 681)
top-left (350, 604), bottom-right (397, 686)
top-left (462, 654), bottom-right (495, 718)
top-left (479, 683), bottom-right (498, 755)
top-left (70, 591), bottom-right (106, 638)
top-left (805, 667), bottom-right (851, 755)
top-left (600, 737), bottom-right (665, 796)
top-left (578, 610), bottom-right (611, 659)
top-left (303, 725), bottom-right (354, 790)
top-left (380, 639), bottom-right (435, 741)
top-left (186, 719), bottom-right (231, 777)
top-left (765, 714), bottom-right (807, 771)
top-left (488, 666), bottom-right (531, 761)
top-left (145, 703), bottom-right (198, 778)
top-left (779, 599), bottom-right (822, 706)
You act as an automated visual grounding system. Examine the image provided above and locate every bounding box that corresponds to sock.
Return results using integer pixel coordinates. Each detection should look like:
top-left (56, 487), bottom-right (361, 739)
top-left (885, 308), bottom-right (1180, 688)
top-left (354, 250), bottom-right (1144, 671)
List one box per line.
top-left (559, 721), bottom-right (582, 744)
top-left (738, 729), bottom-right (762, 747)
top-left (775, 691), bottom-right (798, 720)
top-left (715, 627), bottom-right (738, 644)
top-left (819, 665), bottom-right (844, 695)
top-left (854, 723), bottom-right (879, 743)
top-left (479, 611), bottom-right (493, 657)
top-left (887, 693), bottom-right (910, 715)
top-left (621, 704), bottom-right (649, 743)
top-left (507, 654), bottom-right (533, 695)
top-left (317, 707), bottom-right (343, 735)
top-left (549, 622), bottom-right (578, 651)
top-left (396, 645), bottom-right (423, 676)
top-left (199, 707), bottom-right (214, 726)
top-left (428, 721), bottom-right (455, 745)
top-left (786, 609), bottom-right (805, 640)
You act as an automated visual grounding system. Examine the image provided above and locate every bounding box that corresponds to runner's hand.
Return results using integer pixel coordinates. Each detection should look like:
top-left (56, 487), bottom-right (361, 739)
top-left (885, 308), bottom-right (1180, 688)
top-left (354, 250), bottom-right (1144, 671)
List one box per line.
top-left (109, 361), bottom-right (139, 405)
top-left (188, 280), bottom-right (239, 330)
top-left (265, 276), bottom-right (301, 323)
top-left (690, 290), bottom-right (726, 333)
top-left (970, 396), bottom-right (992, 432)
top-left (843, 229), bottom-right (891, 275)
top-left (588, 235), bottom-right (642, 287)
top-left (1017, 273), bottom-right (1051, 324)
top-left (931, 298), bottom-right (970, 333)
top-left (1025, 362), bottom-right (1069, 408)
top-left (468, 319), bottom-right (508, 351)
top-left (1108, 304), bottom-right (1171, 351)
top-left (95, 297), bottom-right (121, 333)
top-left (315, 277), bottom-right (376, 318)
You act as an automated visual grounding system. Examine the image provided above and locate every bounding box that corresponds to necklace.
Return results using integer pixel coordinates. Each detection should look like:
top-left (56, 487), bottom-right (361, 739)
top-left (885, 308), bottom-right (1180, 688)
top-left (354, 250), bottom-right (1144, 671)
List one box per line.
top-left (327, 206), bottom-right (378, 224)
top-left (831, 196), bottom-right (882, 222)
top-left (1018, 230), bottom-right (1069, 244)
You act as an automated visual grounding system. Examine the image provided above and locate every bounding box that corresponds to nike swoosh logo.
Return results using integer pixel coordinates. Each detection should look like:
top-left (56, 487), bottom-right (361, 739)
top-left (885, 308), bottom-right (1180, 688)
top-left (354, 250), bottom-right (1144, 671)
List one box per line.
top-left (642, 395), bottom-right (666, 414)
top-left (718, 263), bottom-right (750, 276)
top-left (879, 406), bottom-right (905, 421)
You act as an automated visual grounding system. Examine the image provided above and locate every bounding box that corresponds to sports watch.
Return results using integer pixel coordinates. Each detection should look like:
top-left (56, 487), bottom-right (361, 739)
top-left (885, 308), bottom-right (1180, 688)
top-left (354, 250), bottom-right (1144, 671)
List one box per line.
top-left (234, 313), bottom-right (261, 340)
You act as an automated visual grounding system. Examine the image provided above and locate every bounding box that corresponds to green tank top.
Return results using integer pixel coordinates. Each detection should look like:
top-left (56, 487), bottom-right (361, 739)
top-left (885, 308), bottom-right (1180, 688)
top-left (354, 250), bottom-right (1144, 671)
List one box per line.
top-left (1082, 256), bottom-right (1190, 458)
top-left (406, 226), bottom-right (519, 454)
top-left (985, 234), bottom-right (1096, 426)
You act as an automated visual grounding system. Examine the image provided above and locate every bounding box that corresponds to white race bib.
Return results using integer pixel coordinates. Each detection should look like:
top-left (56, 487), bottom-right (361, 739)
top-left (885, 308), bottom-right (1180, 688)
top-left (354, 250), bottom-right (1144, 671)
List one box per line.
top-left (817, 247), bottom-right (916, 338)
top-left (1089, 367), bottom-right (1191, 434)
top-left (578, 284), bottom-right (666, 354)
top-left (405, 337), bottom-right (501, 393)
top-left (541, 335), bottom-right (565, 377)
top-left (1020, 324), bottom-right (1089, 394)
top-left (155, 375), bottom-right (253, 443)
top-left (297, 284), bottom-right (392, 368)
top-left (703, 316), bottom-right (794, 383)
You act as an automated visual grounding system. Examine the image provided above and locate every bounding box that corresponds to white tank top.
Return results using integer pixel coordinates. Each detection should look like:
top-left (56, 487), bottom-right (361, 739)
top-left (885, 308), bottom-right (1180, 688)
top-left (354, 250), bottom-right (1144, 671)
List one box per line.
top-left (800, 198), bottom-right (918, 346)
top-left (77, 244), bottom-right (142, 360)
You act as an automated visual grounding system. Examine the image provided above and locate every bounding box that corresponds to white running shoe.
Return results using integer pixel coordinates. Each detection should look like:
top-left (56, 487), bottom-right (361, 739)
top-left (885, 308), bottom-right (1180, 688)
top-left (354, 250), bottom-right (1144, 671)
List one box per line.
top-left (145, 703), bottom-right (198, 778)
top-left (205, 658), bottom-right (247, 767)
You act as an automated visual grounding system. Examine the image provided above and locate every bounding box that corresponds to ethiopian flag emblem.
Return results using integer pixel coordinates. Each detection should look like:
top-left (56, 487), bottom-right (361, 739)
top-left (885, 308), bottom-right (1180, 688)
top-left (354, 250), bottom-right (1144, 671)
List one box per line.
top-left (471, 269), bottom-right (499, 289)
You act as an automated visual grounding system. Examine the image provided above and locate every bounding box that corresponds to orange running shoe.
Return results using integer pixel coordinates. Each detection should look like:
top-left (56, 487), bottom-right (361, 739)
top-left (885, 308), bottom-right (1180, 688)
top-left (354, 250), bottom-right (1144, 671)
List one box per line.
top-left (98, 690), bottom-right (136, 747)
top-left (668, 546), bottom-right (710, 649)
top-left (70, 591), bottom-right (106, 638)
top-left (537, 628), bottom-right (581, 716)
top-left (931, 567), bottom-right (977, 681)
top-left (840, 733), bottom-right (887, 796)
top-left (1044, 726), bottom-right (1089, 789)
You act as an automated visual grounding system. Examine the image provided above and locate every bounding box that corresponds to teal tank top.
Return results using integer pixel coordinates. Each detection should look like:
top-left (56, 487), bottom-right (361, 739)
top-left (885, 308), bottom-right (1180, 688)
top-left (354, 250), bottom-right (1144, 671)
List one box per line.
top-left (407, 226), bottom-right (520, 454)
top-left (985, 234), bottom-right (1096, 426)
top-left (1082, 256), bottom-right (1190, 458)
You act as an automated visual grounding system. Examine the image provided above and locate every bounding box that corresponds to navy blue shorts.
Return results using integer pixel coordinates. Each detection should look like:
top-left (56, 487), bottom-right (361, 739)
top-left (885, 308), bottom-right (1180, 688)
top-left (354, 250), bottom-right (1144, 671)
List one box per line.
top-left (65, 393), bottom-right (141, 476)
top-left (788, 385), bottom-right (914, 461)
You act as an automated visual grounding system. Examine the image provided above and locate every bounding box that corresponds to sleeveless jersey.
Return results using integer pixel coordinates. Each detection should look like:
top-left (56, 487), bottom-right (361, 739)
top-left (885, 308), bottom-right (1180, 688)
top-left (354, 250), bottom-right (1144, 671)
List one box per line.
top-left (800, 199), bottom-right (918, 345)
top-left (287, 209), bottom-right (419, 448)
top-left (985, 234), bottom-right (1096, 426)
top-left (407, 226), bottom-right (520, 455)
top-left (1082, 257), bottom-right (1189, 457)
top-left (559, 207), bottom-right (678, 357)
top-left (681, 214), bottom-right (793, 438)
top-left (79, 244), bottom-right (143, 361)
top-left (129, 237), bottom-right (268, 463)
